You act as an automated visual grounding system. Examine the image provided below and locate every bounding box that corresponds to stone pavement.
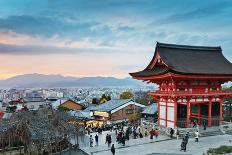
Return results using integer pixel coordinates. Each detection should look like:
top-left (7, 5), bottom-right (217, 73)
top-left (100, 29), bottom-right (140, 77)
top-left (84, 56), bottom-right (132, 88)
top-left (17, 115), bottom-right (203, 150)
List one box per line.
top-left (81, 133), bottom-right (171, 155)
top-left (81, 134), bottom-right (232, 155)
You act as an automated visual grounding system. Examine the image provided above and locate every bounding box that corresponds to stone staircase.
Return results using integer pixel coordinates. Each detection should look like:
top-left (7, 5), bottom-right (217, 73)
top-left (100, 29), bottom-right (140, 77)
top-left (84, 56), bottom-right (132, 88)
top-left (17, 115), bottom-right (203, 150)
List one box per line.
top-left (174, 126), bottom-right (224, 138)
top-left (200, 129), bottom-right (224, 137)
top-left (60, 149), bottom-right (89, 155)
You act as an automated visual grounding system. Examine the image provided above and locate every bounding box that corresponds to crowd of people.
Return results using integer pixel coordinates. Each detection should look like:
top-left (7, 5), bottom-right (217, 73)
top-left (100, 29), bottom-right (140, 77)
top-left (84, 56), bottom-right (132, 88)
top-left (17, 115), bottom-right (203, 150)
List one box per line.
top-left (88, 125), bottom-right (161, 154)
top-left (88, 123), bottom-right (204, 154)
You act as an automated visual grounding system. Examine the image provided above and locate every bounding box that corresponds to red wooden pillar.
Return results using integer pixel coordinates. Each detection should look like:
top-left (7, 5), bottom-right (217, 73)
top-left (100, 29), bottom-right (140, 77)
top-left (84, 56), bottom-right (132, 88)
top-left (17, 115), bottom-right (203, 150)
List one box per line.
top-left (174, 98), bottom-right (177, 128)
top-left (208, 99), bottom-right (212, 127)
top-left (189, 103), bottom-right (192, 122)
top-left (158, 98), bottom-right (160, 126)
top-left (198, 104), bottom-right (201, 125)
top-left (165, 97), bottom-right (168, 127)
top-left (186, 102), bottom-right (190, 128)
top-left (219, 97), bottom-right (223, 125)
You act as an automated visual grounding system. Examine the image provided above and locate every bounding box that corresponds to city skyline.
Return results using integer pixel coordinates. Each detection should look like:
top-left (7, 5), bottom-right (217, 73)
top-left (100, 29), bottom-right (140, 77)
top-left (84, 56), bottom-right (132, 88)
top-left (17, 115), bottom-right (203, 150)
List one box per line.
top-left (0, 0), bottom-right (232, 79)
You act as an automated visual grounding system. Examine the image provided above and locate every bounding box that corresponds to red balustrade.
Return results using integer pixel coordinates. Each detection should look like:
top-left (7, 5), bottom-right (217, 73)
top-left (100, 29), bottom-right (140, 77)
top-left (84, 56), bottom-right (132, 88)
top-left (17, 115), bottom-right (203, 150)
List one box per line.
top-left (149, 89), bottom-right (232, 97)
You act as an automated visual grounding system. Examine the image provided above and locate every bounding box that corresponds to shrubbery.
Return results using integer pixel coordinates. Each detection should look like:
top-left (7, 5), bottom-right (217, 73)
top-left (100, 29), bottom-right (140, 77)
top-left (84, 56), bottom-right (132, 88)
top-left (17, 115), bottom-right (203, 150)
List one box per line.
top-left (223, 116), bottom-right (232, 122)
top-left (58, 105), bottom-right (70, 111)
top-left (207, 146), bottom-right (232, 154)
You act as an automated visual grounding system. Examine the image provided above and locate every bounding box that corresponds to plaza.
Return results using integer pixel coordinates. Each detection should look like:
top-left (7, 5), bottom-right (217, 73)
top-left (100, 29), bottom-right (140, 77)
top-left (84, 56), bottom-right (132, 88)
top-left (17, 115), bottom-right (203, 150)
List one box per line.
top-left (80, 132), bottom-right (231, 155)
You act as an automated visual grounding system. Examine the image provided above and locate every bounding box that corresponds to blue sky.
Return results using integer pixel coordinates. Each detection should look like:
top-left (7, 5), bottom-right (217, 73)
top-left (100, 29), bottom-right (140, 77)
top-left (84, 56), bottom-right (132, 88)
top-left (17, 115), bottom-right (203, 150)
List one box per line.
top-left (0, 0), bottom-right (231, 78)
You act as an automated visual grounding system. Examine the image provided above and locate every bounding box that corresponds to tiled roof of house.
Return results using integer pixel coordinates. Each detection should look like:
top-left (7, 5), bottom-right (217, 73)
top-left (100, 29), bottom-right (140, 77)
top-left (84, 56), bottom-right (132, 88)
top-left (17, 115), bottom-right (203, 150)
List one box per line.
top-left (141, 103), bottom-right (157, 115)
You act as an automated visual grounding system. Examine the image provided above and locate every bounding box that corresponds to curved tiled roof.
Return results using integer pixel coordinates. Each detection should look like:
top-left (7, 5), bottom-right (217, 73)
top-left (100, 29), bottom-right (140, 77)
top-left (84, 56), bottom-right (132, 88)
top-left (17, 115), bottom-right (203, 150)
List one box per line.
top-left (91, 99), bottom-right (132, 112)
top-left (130, 42), bottom-right (232, 77)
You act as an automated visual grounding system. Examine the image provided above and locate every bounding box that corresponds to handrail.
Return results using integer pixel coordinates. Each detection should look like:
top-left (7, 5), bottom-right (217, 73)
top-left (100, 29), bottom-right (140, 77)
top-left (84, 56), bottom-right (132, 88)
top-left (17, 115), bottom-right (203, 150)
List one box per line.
top-left (149, 89), bottom-right (232, 96)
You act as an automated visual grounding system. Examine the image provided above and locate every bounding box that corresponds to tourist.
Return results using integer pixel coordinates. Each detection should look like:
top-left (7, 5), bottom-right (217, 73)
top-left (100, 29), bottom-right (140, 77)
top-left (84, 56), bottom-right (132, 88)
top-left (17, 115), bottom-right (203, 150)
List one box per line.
top-left (180, 138), bottom-right (187, 152)
top-left (133, 128), bottom-right (137, 139)
top-left (111, 144), bottom-right (115, 155)
top-left (105, 134), bottom-right (109, 147)
top-left (108, 134), bottom-right (112, 147)
top-left (185, 132), bottom-right (190, 144)
top-left (144, 128), bottom-right (148, 137)
top-left (95, 134), bottom-right (98, 146)
top-left (176, 128), bottom-right (180, 140)
top-left (106, 134), bottom-right (111, 147)
top-left (193, 120), bottom-right (197, 128)
top-left (90, 135), bottom-right (93, 147)
top-left (149, 128), bottom-right (154, 139)
top-left (122, 134), bottom-right (126, 146)
top-left (170, 128), bottom-right (174, 138)
top-left (195, 130), bottom-right (201, 142)
top-left (154, 128), bottom-right (159, 138)
top-left (139, 131), bottom-right (143, 138)
top-left (203, 120), bottom-right (207, 130)
top-left (125, 128), bottom-right (130, 140)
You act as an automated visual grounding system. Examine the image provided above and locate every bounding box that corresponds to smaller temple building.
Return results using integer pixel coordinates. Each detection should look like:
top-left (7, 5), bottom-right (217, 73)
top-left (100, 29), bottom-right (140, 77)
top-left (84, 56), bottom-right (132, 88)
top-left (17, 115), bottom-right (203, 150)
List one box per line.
top-left (130, 42), bottom-right (232, 128)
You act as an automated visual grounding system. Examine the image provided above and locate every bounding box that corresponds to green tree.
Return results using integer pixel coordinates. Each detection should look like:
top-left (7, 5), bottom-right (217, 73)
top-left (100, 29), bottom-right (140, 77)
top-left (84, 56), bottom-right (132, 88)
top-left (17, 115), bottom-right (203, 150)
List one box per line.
top-left (106, 95), bottom-right (111, 101)
top-left (58, 105), bottom-right (70, 111)
top-left (120, 91), bottom-right (134, 99)
top-left (92, 98), bottom-right (99, 104)
top-left (134, 91), bottom-right (157, 105)
top-left (128, 113), bottom-right (140, 125)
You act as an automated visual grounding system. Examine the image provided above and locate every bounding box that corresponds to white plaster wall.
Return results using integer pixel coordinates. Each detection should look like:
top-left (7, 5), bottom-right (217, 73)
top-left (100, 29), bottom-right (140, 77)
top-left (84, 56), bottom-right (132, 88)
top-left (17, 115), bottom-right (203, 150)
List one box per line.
top-left (167, 121), bottom-right (174, 128)
top-left (160, 119), bottom-right (166, 126)
top-left (160, 106), bottom-right (166, 119)
top-left (167, 106), bottom-right (174, 121)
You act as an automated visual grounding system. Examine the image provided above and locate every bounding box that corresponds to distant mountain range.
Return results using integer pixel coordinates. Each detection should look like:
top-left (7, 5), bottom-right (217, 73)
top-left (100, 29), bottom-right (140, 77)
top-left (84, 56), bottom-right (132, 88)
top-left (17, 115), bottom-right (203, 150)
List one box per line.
top-left (0, 73), bottom-right (154, 88)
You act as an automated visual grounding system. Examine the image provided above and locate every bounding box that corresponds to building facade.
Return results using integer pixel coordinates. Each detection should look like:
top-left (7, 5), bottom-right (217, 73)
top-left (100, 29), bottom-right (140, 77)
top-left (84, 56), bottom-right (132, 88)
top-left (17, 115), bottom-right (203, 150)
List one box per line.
top-left (130, 42), bottom-right (232, 128)
top-left (90, 99), bottom-right (146, 123)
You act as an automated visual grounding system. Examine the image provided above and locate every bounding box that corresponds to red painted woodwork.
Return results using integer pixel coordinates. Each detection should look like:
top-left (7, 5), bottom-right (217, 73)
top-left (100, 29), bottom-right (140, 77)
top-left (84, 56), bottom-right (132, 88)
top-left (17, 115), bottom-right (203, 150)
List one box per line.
top-left (198, 104), bottom-right (201, 125)
top-left (220, 98), bottom-right (223, 124)
top-left (208, 99), bottom-right (212, 127)
top-left (130, 43), bottom-right (232, 128)
top-left (147, 78), bottom-right (232, 128)
top-left (186, 102), bottom-right (190, 128)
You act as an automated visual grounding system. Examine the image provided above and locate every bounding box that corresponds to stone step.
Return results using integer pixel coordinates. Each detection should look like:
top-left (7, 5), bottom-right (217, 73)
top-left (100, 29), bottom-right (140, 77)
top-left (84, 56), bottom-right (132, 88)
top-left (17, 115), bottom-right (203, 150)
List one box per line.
top-left (225, 130), bottom-right (232, 134)
top-left (200, 130), bottom-right (223, 137)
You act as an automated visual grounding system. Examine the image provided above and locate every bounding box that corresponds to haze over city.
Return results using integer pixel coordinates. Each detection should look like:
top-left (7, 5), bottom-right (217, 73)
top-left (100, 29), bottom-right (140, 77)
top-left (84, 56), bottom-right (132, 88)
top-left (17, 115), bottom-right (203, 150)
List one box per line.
top-left (0, 0), bottom-right (232, 79)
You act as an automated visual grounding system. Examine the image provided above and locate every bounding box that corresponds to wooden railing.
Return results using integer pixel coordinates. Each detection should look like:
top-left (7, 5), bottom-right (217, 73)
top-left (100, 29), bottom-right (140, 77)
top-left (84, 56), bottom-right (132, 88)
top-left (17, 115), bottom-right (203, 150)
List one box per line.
top-left (149, 89), bottom-right (232, 97)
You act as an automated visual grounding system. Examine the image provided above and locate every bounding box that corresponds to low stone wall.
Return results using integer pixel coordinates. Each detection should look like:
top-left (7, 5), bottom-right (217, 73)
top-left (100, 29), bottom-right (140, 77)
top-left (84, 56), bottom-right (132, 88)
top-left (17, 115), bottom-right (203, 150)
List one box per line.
top-left (220, 121), bottom-right (232, 134)
top-left (159, 126), bottom-right (196, 138)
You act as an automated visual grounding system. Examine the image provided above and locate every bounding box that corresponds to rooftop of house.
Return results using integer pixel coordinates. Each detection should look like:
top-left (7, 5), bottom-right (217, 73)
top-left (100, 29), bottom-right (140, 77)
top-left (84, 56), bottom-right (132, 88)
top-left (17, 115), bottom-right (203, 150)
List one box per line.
top-left (141, 103), bottom-right (158, 115)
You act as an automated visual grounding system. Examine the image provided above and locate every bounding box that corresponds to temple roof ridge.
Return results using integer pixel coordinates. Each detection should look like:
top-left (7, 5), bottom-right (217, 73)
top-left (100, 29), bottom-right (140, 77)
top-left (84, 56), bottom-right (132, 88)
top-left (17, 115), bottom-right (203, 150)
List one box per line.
top-left (156, 42), bottom-right (221, 51)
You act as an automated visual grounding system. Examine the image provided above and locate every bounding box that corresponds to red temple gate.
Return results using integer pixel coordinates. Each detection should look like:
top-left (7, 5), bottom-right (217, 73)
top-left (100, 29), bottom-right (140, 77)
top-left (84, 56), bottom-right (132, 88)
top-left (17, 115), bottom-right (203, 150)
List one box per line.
top-left (130, 42), bottom-right (232, 128)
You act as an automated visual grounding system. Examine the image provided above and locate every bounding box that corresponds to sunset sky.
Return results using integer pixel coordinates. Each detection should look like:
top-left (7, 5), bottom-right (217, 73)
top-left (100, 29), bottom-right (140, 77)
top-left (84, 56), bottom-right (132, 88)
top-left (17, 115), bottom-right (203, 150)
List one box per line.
top-left (0, 0), bottom-right (232, 79)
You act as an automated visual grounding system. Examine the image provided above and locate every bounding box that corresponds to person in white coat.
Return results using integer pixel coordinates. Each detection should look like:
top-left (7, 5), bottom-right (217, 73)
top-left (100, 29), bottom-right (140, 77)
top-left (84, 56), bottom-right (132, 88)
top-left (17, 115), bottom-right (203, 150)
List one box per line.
top-left (195, 130), bottom-right (201, 142)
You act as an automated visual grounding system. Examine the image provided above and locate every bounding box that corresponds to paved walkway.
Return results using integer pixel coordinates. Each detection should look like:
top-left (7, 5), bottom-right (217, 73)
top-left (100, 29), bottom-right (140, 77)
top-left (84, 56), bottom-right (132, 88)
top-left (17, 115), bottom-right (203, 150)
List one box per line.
top-left (82, 134), bottom-right (232, 155)
top-left (81, 134), bottom-right (171, 155)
